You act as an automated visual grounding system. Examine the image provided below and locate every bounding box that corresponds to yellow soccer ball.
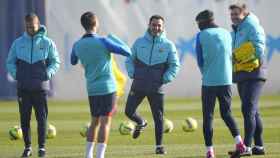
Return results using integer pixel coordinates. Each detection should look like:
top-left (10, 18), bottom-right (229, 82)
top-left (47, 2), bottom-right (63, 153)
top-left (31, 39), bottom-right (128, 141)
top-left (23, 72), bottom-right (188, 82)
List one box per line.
top-left (80, 123), bottom-right (90, 137)
top-left (9, 126), bottom-right (23, 140)
top-left (119, 121), bottom-right (135, 135)
top-left (182, 117), bottom-right (198, 132)
top-left (46, 124), bottom-right (56, 139)
top-left (163, 118), bottom-right (174, 133)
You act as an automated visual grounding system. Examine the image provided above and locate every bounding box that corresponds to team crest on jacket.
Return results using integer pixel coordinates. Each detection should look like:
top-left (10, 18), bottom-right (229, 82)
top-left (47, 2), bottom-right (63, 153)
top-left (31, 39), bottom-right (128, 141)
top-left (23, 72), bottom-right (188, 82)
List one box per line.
top-left (159, 48), bottom-right (164, 53)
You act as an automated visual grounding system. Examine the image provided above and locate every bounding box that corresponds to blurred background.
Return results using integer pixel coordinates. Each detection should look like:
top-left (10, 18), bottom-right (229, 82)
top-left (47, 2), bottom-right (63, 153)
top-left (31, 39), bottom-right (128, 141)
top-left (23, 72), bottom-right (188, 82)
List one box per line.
top-left (1, 0), bottom-right (279, 100)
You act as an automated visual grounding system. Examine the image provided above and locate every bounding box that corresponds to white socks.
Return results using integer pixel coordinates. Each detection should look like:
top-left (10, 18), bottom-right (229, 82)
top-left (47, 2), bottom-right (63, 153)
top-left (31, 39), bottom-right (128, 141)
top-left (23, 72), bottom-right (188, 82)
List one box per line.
top-left (206, 146), bottom-right (214, 152)
top-left (85, 142), bottom-right (95, 158)
top-left (85, 142), bottom-right (107, 158)
top-left (234, 135), bottom-right (243, 144)
top-left (96, 143), bottom-right (107, 158)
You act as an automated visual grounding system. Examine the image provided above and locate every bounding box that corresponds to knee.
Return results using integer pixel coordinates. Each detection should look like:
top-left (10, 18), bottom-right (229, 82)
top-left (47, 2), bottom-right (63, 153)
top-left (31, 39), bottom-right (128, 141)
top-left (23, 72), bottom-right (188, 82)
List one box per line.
top-left (153, 115), bottom-right (163, 126)
top-left (99, 122), bottom-right (110, 131)
top-left (203, 112), bottom-right (214, 122)
top-left (220, 111), bottom-right (231, 120)
top-left (242, 109), bottom-right (257, 120)
top-left (125, 106), bottom-right (133, 118)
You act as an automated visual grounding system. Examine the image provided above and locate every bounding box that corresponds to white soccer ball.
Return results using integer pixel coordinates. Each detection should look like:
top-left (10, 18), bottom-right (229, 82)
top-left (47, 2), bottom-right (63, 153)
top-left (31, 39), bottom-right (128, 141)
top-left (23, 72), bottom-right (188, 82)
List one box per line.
top-left (119, 121), bottom-right (135, 135)
top-left (163, 118), bottom-right (174, 133)
top-left (46, 124), bottom-right (56, 139)
top-left (182, 117), bottom-right (198, 132)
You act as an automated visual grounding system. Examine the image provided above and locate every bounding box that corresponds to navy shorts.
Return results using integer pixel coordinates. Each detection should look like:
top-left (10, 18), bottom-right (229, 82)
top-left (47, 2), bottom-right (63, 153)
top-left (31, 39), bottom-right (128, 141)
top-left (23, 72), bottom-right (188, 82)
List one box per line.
top-left (88, 93), bottom-right (116, 117)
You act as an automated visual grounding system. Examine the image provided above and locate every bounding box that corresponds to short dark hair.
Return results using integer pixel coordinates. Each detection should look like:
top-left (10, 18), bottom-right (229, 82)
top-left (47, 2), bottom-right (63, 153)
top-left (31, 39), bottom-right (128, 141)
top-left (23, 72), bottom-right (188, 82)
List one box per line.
top-left (80, 11), bottom-right (98, 30)
top-left (195, 10), bottom-right (214, 22)
top-left (149, 15), bottom-right (164, 24)
top-left (229, 3), bottom-right (247, 12)
top-left (25, 13), bottom-right (40, 23)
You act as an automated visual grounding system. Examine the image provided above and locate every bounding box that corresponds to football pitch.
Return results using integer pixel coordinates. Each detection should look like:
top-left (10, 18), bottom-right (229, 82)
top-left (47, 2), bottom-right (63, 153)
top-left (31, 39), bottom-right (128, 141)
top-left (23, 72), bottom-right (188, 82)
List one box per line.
top-left (0, 95), bottom-right (279, 158)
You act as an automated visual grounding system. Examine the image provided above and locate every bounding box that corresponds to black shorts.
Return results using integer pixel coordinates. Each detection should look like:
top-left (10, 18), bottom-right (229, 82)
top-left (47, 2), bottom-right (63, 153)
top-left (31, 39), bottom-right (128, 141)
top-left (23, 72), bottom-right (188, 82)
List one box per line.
top-left (88, 93), bottom-right (116, 117)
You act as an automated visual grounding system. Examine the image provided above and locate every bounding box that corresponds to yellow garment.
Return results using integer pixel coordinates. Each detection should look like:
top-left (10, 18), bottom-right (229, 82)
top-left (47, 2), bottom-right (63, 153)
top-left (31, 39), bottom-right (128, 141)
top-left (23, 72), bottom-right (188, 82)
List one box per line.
top-left (112, 55), bottom-right (127, 97)
top-left (233, 42), bottom-right (260, 72)
top-left (234, 59), bottom-right (259, 72)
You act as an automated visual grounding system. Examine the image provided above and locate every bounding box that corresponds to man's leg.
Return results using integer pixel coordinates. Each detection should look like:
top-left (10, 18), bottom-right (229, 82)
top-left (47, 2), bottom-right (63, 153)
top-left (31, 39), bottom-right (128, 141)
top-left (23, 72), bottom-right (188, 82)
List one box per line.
top-left (125, 90), bottom-right (147, 139)
top-left (96, 116), bottom-right (112, 158)
top-left (32, 90), bottom-right (48, 148)
top-left (147, 93), bottom-right (166, 154)
top-left (237, 80), bottom-right (264, 148)
top-left (85, 117), bottom-right (100, 158)
top-left (202, 86), bottom-right (216, 157)
top-left (18, 89), bottom-right (33, 157)
top-left (217, 86), bottom-right (246, 157)
top-left (254, 111), bottom-right (264, 146)
top-left (125, 90), bottom-right (145, 125)
top-left (217, 86), bottom-right (243, 142)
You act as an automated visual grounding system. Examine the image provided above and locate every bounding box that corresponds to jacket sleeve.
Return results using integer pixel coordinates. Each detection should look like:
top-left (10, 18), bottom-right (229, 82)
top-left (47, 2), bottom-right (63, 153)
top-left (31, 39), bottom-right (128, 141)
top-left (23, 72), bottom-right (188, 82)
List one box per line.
top-left (6, 42), bottom-right (17, 79)
top-left (100, 35), bottom-right (131, 57)
top-left (162, 43), bottom-right (180, 84)
top-left (46, 40), bottom-right (60, 80)
top-left (195, 32), bottom-right (203, 73)
top-left (71, 43), bottom-right (79, 65)
top-left (248, 25), bottom-right (266, 58)
top-left (125, 42), bottom-right (137, 79)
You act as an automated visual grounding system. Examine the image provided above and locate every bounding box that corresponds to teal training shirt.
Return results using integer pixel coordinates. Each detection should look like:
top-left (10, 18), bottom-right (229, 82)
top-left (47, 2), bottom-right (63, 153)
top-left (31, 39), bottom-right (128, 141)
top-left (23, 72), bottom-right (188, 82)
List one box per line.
top-left (196, 27), bottom-right (233, 86)
top-left (71, 34), bottom-right (131, 96)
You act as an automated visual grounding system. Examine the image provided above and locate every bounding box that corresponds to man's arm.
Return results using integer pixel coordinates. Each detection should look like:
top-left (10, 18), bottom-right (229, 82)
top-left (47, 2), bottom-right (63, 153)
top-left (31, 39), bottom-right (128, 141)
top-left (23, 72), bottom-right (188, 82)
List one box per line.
top-left (6, 42), bottom-right (17, 79)
top-left (46, 40), bottom-right (60, 79)
top-left (195, 33), bottom-right (203, 73)
top-left (100, 35), bottom-right (131, 57)
top-left (248, 25), bottom-right (266, 58)
top-left (71, 43), bottom-right (79, 65)
top-left (162, 43), bottom-right (180, 84)
top-left (125, 43), bottom-right (137, 79)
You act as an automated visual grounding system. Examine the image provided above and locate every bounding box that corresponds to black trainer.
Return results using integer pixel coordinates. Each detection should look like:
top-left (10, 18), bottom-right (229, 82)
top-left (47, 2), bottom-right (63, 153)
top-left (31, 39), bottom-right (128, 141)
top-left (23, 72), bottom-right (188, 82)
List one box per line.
top-left (132, 121), bottom-right (147, 139)
top-left (252, 147), bottom-right (265, 155)
top-left (156, 146), bottom-right (167, 155)
top-left (38, 148), bottom-right (46, 157)
top-left (21, 148), bottom-right (32, 158)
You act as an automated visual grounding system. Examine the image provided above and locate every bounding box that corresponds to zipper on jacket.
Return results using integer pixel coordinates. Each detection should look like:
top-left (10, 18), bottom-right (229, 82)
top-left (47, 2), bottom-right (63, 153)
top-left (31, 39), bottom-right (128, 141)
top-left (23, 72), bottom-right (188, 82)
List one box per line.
top-left (31, 37), bottom-right (34, 63)
top-left (233, 30), bottom-right (237, 49)
top-left (149, 37), bottom-right (155, 64)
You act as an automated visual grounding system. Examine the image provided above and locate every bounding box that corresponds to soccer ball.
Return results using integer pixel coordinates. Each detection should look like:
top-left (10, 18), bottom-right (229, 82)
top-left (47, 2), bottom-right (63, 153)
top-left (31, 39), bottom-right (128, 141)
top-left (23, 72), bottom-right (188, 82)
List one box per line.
top-left (182, 117), bottom-right (198, 132)
top-left (80, 123), bottom-right (90, 137)
top-left (46, 124), bottom-right (56, 139)
top-left (9, 126), bottom-right (23, 140)
top-left (119, 121), bottom-right (135, 135)
top-left (163, 118), bottom-right (174, 133)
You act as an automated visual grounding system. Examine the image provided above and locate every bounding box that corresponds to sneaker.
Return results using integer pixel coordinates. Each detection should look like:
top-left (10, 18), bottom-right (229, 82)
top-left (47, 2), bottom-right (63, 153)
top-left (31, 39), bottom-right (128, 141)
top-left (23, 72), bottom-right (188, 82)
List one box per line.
top-left (21, 148), bottom-right (32, 158)
top-left (38, 148), bottom-right (46, 157)
top-left (132, 121), bottom-right (147, 139)
top-left (252, 146), bottom-right (265, 155)
top-left (206, 150), bottom-right (215, 158)
top-left (229, 142), bottom-right (251, 158)
top-left (155, 146), bottom-right (167, 155)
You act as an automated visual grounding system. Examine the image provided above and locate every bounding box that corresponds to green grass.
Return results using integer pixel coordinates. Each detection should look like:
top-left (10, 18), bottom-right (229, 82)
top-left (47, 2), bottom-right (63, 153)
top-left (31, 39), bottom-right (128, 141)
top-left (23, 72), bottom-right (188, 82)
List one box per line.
top-left (0, 95), bottom-right (280, 158)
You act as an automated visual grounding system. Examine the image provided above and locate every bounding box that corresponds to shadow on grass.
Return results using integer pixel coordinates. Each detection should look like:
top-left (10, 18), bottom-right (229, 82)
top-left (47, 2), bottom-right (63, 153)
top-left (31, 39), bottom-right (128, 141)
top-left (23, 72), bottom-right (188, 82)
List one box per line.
top-left (174, 154), bottom-right (229, 158)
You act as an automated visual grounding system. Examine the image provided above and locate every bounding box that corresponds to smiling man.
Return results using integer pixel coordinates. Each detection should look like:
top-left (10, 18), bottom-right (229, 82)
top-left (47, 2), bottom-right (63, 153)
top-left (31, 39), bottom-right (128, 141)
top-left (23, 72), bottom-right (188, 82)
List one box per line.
top-left (125, 15), bottom-right (180, 155)
top-left (228, 3), bottom-right (266, 158)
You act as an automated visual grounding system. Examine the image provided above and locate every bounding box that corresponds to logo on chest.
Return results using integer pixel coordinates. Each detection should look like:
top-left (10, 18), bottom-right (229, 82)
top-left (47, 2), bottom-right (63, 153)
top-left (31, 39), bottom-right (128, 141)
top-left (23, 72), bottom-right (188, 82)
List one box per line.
top-left (239, 32), bottom-right (244, 36)
top-left (159, 48), bottom-right (165, 53)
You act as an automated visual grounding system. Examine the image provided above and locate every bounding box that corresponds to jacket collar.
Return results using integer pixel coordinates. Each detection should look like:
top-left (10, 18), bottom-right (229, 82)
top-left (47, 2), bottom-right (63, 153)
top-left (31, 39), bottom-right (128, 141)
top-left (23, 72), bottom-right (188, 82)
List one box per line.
top-left (144, 30), bottom-right (166, 43)
top-left (82, 33), bottom-right (97, 39)
top-left (23, 25), bottom-right (47, 39)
